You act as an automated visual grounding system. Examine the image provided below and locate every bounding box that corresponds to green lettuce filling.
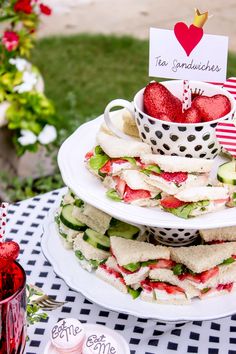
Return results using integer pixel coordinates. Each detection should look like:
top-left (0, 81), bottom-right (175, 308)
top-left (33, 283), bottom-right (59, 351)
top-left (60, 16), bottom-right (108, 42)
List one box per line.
top-left (106, 189), bottom-right (122, 201)
top-left (89, 145), bottom-right (109, 171)
top-left (75, 250), bottom-right (105, 269)
top-left (164, 200), bottom-right (210, 219)
top-left (141, 164), bottom-right (161, 176)
top-left (127, 287), bottom-right (142, 299)
top-left (220, 257), bottom-right (235, 266)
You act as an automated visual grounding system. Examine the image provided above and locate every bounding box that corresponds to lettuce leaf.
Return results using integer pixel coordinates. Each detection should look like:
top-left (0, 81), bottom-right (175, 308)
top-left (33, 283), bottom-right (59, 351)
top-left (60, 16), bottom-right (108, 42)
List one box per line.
top-left (106, 189), bottom-right (122, 201)
top-left (89, 145), bottom-right (109, 171)
top-left (141, 164), bottom-right (161, 175)
top-left (164, 200), bottom-right (210, 219)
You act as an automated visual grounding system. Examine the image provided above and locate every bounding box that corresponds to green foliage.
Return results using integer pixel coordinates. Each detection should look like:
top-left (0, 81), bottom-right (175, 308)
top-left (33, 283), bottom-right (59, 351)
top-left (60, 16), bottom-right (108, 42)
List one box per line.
top-left (26, 284), bottom-right (48, 327)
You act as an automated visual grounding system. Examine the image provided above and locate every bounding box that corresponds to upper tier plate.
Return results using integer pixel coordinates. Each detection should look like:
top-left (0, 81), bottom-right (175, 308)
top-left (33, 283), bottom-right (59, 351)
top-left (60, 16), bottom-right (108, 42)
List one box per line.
top-left (58, 113), bottom-right (236, 229)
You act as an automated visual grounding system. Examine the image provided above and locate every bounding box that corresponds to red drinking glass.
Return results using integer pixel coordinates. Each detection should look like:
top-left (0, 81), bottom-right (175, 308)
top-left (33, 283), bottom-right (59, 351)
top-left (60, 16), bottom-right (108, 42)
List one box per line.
top-left (0, 261), bottom-right (27, 354)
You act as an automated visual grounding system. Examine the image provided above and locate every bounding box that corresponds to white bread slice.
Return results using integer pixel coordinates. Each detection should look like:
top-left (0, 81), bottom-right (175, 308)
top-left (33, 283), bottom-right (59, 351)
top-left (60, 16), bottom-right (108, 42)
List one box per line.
top-left (96, 131), bottom-right (151, 158)
top-left (170, 242), bottom-right (236, 273)
top-left (140, 290), bottom-right (155, 303)
top-left (95, 266), bottom-right (127, 294)
top-left (154, 293), bottom-right (190, 305)
top-left (122, 110), bottom-right (140, 138)
top-left (105, 256), bottom-right (121, 273)
top-left (149, 268), bottom-right (199, 299)
top-left (73, 234), bottom-right (110, 261)
top-left (82, 203), bottom-right (111, 234)
top-left (175, 186), bottom-right (229, 202)
top-left (72, 205), bottom-right (111, 235)
top-left (200, 227), bottom-right (236, 242)
top-left (121, 170), bottom-right (160, 192)
top-left (122, 267), bottom-right (149, 286)
top-left (142, 173), bottom-right (209, 195)
top-left (100, 110), bottom-right (125, 136)
top-left (110, 236), bottom-right (170, 266)
top-left (141, 154), bottom-right (213, 173)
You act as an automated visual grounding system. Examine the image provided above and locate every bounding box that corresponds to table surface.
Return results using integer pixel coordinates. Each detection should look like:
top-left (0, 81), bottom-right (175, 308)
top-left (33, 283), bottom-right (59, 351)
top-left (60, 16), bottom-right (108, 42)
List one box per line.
top-left (7, 187), bottom-right (236, 354)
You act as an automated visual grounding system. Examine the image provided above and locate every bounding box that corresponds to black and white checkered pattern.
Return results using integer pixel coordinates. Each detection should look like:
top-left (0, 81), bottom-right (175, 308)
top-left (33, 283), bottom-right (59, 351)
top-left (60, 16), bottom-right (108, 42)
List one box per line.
top-left (6, 188), bottom-right (236, 354)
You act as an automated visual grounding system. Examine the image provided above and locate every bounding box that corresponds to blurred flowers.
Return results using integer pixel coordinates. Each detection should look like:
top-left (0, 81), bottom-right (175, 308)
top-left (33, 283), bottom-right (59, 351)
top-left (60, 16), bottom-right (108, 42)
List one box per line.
top-left (0, 1), bottom-right (58, 156)
top-left (2, 31), bottom-right (19, 51)
top-left (40, 4), bottom-right (52, 15)
top-left (14, 0), bottom-right (33, 14)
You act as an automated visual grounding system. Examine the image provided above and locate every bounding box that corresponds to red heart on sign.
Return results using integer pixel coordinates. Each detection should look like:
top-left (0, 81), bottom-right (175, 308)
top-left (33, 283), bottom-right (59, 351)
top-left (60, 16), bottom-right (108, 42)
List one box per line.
top-left (216, 121), bottom-right (236, 158)
top-left (174, 22), bottom-right (203, 56)
top-left (0, 241), bottom-right (20, 270)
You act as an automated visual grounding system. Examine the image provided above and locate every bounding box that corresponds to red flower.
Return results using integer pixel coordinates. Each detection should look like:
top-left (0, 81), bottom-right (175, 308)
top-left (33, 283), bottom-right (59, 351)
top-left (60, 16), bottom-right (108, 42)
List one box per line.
top-left (2, 31), bottom-right (19, 51)
top-left (14, 0), bottom-right (33, 14)
top-left (39, 3), bottom-right (52, 15)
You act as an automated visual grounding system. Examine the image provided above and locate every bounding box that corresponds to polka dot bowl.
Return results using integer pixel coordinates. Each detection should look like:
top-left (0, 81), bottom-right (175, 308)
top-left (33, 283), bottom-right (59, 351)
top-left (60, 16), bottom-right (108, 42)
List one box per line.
top-left (104, 80), bottom-right (235, 159)
top-left (144, 226), bottom-right (199, 246)
top-left (133, 80), bottom-right (235, 158)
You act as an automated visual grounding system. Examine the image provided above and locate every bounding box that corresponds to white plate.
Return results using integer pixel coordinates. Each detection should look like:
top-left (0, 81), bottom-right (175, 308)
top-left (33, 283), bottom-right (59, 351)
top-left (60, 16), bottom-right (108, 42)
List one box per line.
top-left (41, 212), bottom-right (236, 322)
top-left (57, 113), bottom-right (236, 229)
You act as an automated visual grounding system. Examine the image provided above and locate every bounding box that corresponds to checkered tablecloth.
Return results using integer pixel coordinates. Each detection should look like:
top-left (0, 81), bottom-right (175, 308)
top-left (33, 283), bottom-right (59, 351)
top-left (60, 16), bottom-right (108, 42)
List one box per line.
top-left (6, 188), bottom-right (236, 354)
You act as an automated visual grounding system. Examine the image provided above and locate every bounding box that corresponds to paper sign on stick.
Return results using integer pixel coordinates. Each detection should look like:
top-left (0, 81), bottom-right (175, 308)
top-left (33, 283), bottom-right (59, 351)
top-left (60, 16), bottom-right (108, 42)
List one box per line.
top-left (149, 27), bottom-right (228, 82)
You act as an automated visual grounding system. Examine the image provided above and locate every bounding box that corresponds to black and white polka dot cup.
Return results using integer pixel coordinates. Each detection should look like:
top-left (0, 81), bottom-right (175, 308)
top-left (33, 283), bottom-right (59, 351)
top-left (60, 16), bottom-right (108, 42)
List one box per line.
top-left (104, 80), bottom-right (235, 159)
top-left (145, 226), bottom-right (199, 246)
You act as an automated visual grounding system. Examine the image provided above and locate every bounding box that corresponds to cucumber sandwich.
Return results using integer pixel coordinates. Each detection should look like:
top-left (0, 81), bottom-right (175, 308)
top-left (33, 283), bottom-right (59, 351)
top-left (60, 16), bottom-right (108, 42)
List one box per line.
top-left (217, 161), bottom-right (236, 207)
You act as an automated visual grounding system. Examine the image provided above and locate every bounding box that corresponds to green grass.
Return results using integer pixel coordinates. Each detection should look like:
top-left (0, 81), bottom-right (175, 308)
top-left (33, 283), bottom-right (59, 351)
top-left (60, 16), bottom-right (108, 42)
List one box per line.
top-left (32, 33), bottom-right (236, 136)
top-left (32, 34), bottom-right (149, 135)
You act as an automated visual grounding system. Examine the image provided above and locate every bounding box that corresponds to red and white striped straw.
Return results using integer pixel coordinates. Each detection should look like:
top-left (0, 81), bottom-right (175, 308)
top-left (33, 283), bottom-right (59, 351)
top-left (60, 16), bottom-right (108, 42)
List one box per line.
top-left (0, 203), bottom-right (8, 242)
top-left (182, 80), bottom-right (191, 112)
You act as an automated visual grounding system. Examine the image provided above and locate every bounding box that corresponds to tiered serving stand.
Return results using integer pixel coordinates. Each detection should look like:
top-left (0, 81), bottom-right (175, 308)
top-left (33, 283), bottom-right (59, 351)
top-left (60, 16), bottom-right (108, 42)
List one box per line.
top-left (41, 111), bottom-right (236, 321)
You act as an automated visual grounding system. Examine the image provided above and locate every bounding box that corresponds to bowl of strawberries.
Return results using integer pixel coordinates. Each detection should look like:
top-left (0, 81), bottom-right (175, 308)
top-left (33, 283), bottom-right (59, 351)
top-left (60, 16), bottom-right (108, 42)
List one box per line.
top-left (104, 80), bottom-right (235, 159)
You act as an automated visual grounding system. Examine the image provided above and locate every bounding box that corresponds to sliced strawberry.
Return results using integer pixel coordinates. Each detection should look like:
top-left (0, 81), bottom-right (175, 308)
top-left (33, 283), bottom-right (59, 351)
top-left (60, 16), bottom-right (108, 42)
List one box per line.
top-left (149, 259), bottom-right (176, 270)
top-left (115, 177), bottom-right (126, 197)
top-left (85, 151), bottom-right (94, 160)
top-left (160, 196), bottom-right (187, 209)
top-left (232, 255), bottom-right (236, 260)
top-left (160, 172), bottom-right (188, 184)
top-left (123, 186), bottom-right (151, 203)
top-left (216, 283), bottom-right (233, 292)
top-left (100, 264), bottom-right (125, 284)
top-left (135, 157), bottom-right (146, 169)
top-left (99, 160), bottom-right (112, 174)
top-left (151, 282), bottom-right (185, 294)
top-left (179, 266), bottom-right (219, 284)
top-left (208, 240), bottom-right (225, 245)
top-left (199, 267), bottom-right (219, 283)
top-left (111, 158), bottom-right (129, 165)
top-left (178, 273), bottom-right (202, 283)
top-left (141, 280), bottom-right (153, 292)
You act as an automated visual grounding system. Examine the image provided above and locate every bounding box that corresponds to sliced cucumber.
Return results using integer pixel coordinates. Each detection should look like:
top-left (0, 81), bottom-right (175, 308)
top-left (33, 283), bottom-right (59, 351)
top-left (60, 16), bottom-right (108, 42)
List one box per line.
top-left (60, 205), bottom-right (87, 231)
top-left (83, 229), bottom-right (110, 251)
top-left (217, 161), bottom-right (236, 185)
top-left (123, 262), bottom-right (141, 272)
top-left (107, 219), bottom-right (140, 240)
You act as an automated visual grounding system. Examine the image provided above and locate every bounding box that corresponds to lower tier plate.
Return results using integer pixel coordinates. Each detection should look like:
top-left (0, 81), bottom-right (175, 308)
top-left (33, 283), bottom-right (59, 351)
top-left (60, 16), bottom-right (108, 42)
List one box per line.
top-left (41, 212), bottom-right (236, 322)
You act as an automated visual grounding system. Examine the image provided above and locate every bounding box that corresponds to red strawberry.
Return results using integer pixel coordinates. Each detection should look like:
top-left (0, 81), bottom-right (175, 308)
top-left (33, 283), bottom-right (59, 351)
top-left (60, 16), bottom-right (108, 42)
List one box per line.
top-left (123, 185), bottom-right (151, 203)
top-left (217, 283), bottom-right (233, 292)
top-left (143, 82), bottom-right (182, 121)
top-left (160, 196), bottom-right (187, 209)
top-left (100, 160), bottom-right (112, 174)
top-left (84, 151), bottom-right (94, 160)
top-left (115, 177), bottom-right (126, 197)
top-left (180, 106), bottom-right (201, 123)
top-left (192, 94), bottom-right (231, 122)
top-left (160, 172), bottom-right (188, 184)
top-left (111, 158), bottom-right (128, 165)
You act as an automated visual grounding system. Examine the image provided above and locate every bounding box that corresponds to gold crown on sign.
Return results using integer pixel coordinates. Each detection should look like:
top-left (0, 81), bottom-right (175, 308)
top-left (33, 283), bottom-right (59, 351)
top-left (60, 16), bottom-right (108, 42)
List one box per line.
top-left (193, 9), bottom-right (209, 28)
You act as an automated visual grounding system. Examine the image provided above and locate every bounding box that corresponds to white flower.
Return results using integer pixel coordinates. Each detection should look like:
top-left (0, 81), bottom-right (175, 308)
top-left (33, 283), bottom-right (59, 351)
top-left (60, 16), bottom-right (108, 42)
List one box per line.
top-left (0, 101), bottom-right (10, 127)
top-left (14, 71), bottom-right (38, 93)
top-left (9, 58), bottom-right (28, 72)
top-left (38, 125), bottom-right (57, 145)
top-left (18, 130), bottom-right (37, 146)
